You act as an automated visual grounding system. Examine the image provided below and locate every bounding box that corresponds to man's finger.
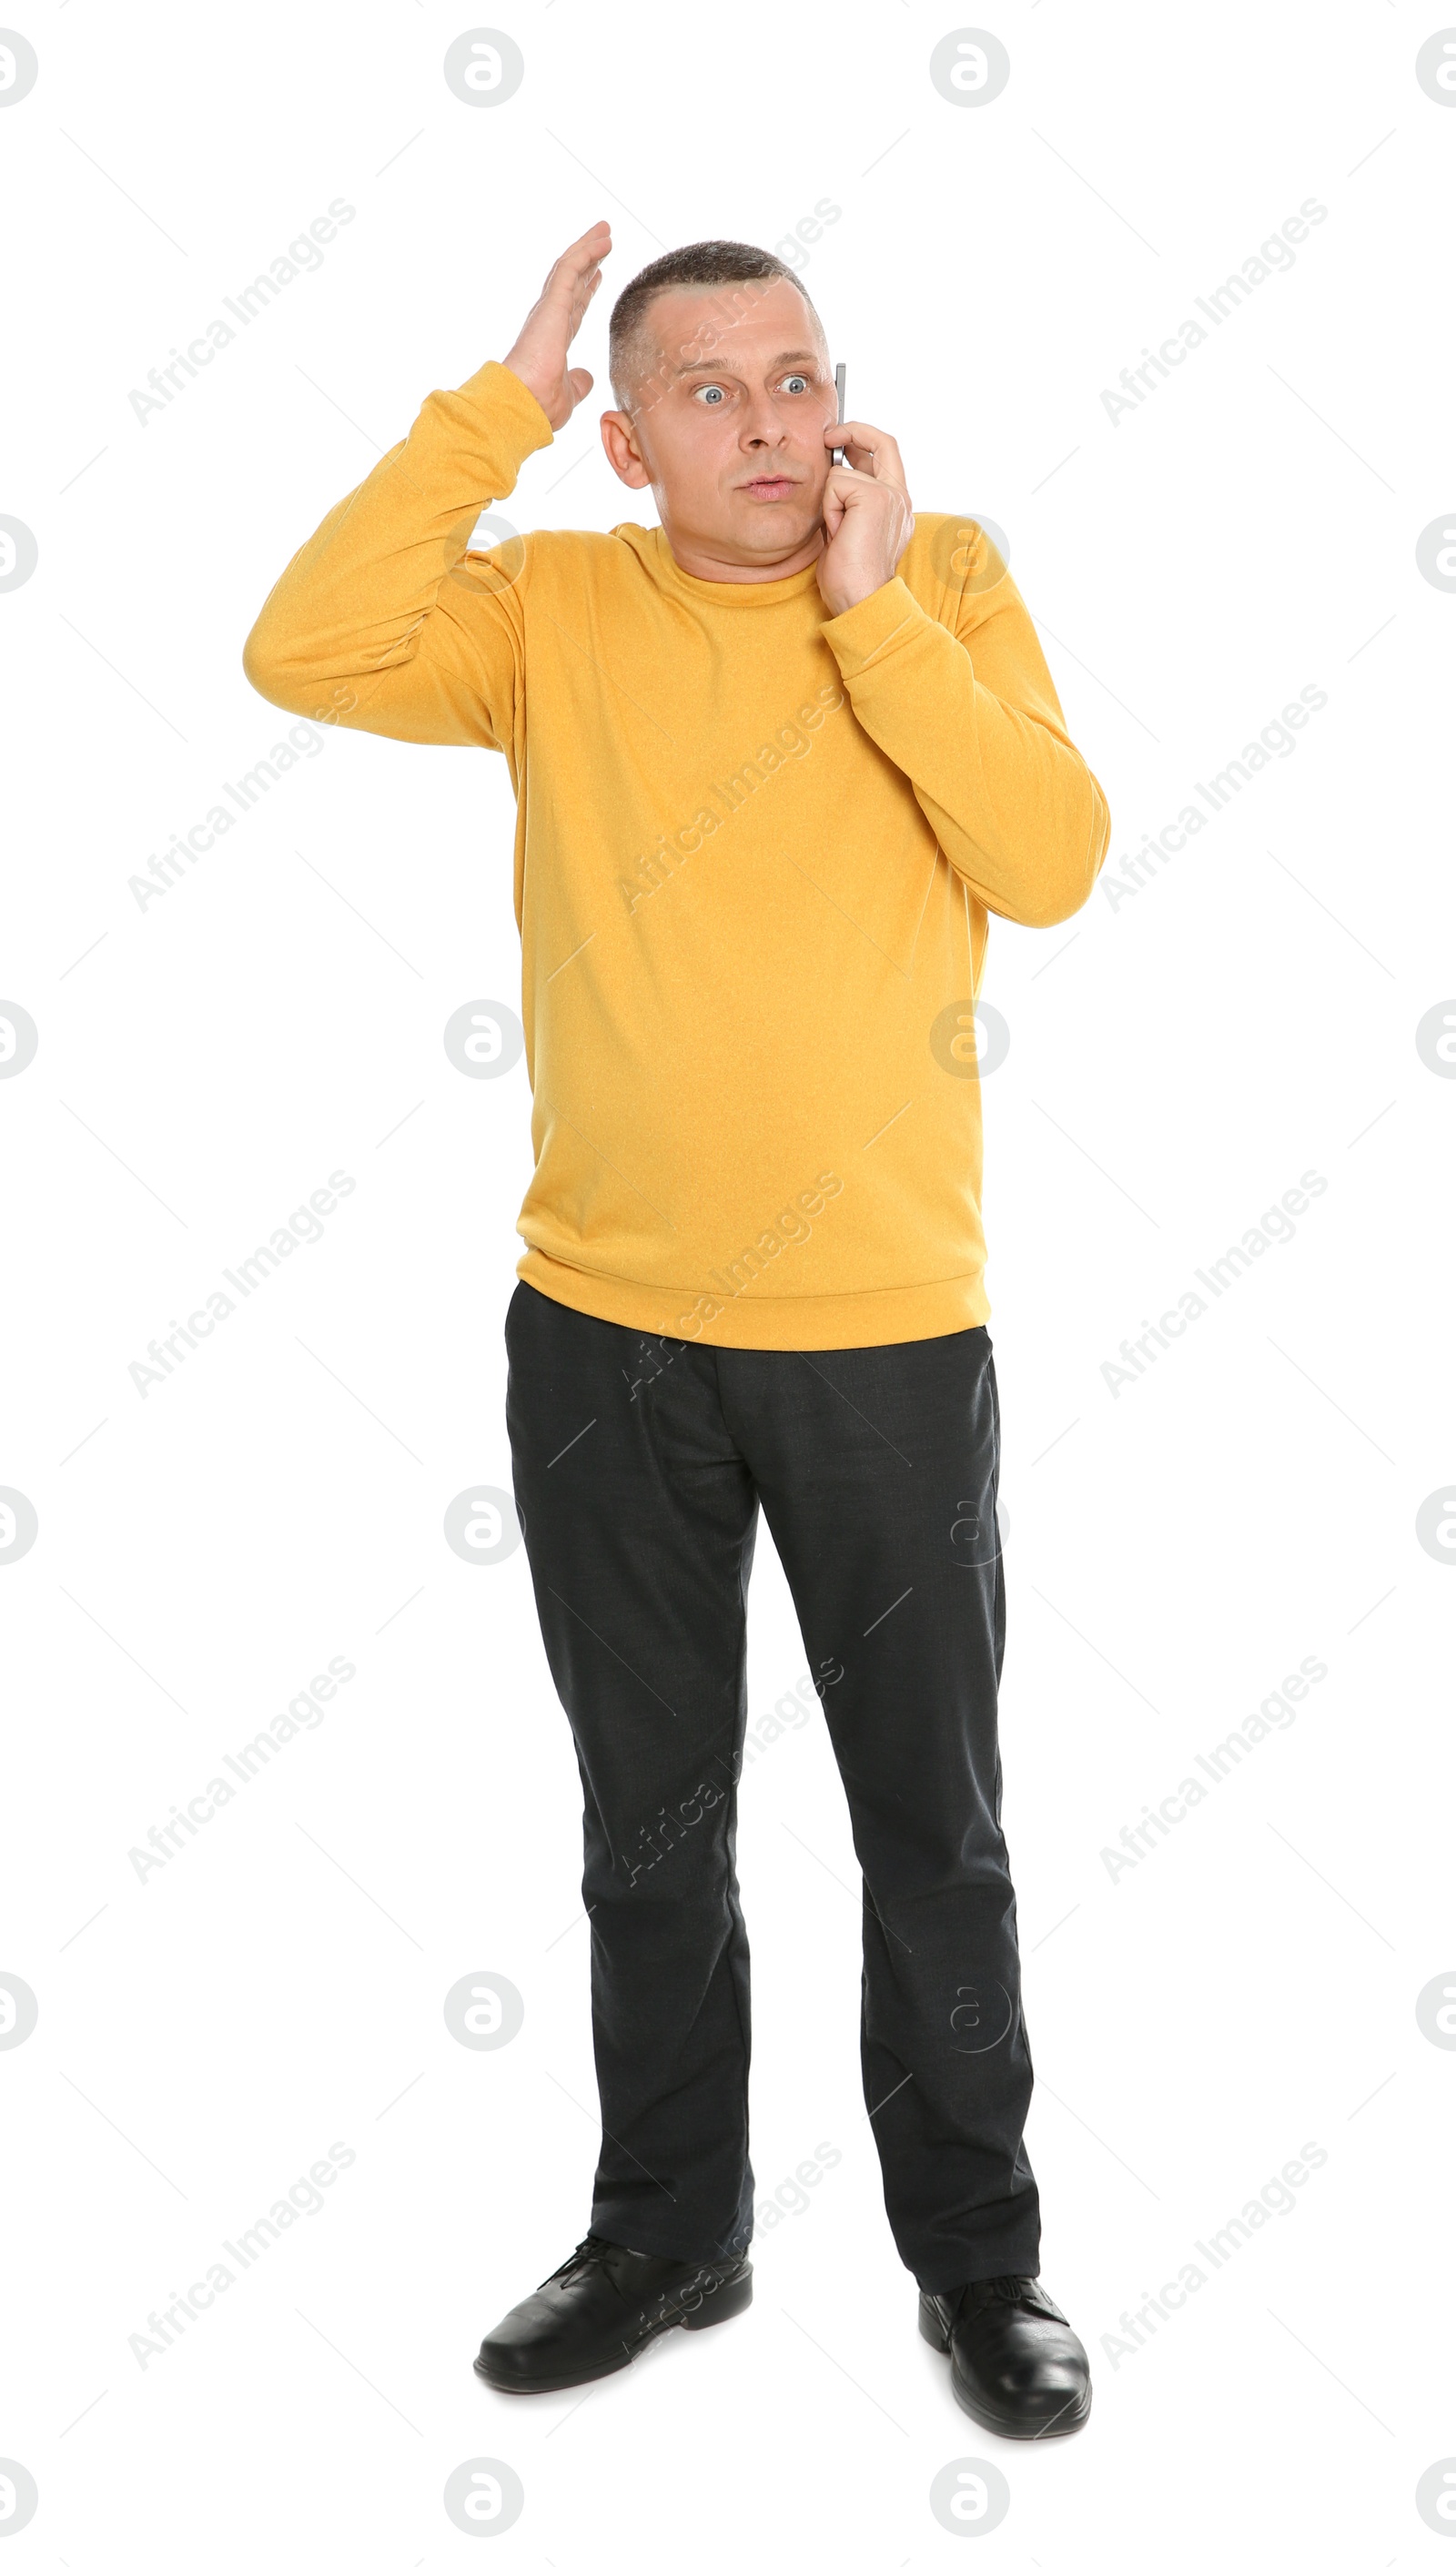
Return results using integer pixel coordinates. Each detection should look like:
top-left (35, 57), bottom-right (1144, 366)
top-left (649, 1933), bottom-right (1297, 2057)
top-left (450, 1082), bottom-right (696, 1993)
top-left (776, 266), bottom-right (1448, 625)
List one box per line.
top-left (552, 221), bottom-right (612, 283)
top-left (547, 254), bottom-right (605, 311)
top-left (834, 420), bottom-right (901, 455)
top-left (824, 460), bottom-right (906, 502)
top-left (544, 237), bottom-right (610, 342)
top-left (823, 421), bottom-right (907, 490)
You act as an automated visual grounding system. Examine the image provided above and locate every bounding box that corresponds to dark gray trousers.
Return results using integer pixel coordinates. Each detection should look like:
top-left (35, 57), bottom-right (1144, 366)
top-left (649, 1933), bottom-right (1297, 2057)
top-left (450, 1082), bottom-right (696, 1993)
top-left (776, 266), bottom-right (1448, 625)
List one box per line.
top-left (504, 1278), bottom-right (1040, 2292)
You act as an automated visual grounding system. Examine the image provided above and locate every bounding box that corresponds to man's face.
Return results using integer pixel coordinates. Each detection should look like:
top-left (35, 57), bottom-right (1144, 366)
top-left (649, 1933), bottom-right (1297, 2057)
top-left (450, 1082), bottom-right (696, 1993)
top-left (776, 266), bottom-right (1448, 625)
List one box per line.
top-left (601, 278), bottom-right (838, 575)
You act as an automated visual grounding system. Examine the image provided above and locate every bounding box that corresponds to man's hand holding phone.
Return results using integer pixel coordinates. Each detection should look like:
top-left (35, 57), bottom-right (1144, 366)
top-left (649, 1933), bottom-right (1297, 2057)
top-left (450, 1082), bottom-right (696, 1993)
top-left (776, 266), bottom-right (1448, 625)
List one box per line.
top-left (816, 419), bottom-right (914, 617)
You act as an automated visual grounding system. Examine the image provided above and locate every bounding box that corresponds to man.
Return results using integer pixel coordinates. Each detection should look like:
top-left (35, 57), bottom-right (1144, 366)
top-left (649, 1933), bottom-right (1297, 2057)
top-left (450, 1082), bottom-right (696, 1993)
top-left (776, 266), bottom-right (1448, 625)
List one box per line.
top-left (244, 222), bottom-right (1110, 2435)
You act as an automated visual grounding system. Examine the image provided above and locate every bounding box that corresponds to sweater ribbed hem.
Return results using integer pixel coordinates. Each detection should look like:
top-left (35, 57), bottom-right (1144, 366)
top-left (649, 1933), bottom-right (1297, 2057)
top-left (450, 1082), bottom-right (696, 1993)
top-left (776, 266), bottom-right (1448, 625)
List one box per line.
top-left (516, 1248), bottom-right (990, 1350)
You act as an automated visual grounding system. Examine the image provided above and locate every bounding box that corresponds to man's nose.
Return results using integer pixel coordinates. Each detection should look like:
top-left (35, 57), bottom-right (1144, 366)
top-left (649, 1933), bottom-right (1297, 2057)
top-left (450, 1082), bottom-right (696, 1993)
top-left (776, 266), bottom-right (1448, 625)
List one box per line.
top-left (739, 392), bottom-right (787, 444)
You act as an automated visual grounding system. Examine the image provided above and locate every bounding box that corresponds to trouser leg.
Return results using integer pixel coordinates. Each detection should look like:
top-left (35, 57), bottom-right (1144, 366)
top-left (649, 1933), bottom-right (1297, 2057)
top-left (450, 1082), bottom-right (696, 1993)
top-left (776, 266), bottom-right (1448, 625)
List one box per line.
top-left (714, 1325), bottom-right (1040, 2292)
top-left (504, 1281), bottom-right (760, 2262)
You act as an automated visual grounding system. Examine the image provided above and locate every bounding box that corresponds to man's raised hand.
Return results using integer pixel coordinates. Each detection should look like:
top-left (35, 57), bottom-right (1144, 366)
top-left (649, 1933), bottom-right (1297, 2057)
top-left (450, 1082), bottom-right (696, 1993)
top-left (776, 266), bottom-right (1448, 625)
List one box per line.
top-left (503, 221), bottom-right (612, 430)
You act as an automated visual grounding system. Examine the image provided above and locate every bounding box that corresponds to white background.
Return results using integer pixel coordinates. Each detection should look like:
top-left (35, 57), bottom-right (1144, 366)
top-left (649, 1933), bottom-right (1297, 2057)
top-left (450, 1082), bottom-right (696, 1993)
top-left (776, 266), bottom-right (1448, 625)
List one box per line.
top-left (3, 0), bottom-right (1454, 2558)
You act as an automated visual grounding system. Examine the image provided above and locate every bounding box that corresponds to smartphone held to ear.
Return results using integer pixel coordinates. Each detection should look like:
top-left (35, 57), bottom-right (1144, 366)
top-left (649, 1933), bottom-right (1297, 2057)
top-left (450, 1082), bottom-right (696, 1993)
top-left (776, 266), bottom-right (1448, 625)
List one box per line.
top-left (832, 363), bottom-right (846, 465)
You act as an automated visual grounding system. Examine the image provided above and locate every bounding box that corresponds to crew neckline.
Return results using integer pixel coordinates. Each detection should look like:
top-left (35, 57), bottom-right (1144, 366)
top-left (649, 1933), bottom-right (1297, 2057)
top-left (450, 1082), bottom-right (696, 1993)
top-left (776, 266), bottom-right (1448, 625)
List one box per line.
top-left (632, 524), bottom-right (824, 606)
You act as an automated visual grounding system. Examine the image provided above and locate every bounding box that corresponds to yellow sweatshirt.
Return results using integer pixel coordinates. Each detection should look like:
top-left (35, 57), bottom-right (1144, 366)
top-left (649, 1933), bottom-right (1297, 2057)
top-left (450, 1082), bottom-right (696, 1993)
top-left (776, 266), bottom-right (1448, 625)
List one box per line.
top-left (243, 359), bottom-right (1109, 1349)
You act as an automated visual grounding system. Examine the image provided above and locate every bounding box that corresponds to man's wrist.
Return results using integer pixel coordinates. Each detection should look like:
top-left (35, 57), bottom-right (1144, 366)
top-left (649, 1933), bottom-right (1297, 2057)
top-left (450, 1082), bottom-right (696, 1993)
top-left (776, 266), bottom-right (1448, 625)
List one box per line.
top-left (820, 570), bottom-right (900, 622)
top-left (500, 359), bottom-right (556, 428)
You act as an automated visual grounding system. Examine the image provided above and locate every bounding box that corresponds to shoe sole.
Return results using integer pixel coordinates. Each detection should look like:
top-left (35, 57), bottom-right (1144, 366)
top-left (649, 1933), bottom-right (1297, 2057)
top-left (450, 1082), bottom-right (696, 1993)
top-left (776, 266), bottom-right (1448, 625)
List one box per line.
top-left (919, 2299), bottom-right (1092, 2440)
top-left (474, 2268), bottom-right (753, 2394)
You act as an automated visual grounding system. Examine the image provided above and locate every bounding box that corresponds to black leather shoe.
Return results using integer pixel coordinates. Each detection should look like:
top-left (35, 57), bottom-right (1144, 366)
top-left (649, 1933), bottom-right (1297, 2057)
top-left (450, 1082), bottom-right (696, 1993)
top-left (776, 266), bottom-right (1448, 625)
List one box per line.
top-left (475, 2233), bottom-right (753, 2392)
top-left (919, 2274), bottom-right (1091, 2437)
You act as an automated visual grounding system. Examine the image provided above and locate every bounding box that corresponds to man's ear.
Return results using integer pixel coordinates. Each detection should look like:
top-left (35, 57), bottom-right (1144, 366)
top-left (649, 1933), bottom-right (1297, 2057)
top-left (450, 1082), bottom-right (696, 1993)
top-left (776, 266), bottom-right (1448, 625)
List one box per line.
top-left (600, 409), bottom-right (652, 490)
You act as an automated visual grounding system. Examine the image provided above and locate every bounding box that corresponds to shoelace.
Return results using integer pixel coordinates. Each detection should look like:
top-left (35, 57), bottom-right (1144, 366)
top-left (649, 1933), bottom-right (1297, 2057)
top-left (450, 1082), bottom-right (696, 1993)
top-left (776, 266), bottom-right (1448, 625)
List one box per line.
top-left (961, 2273), bottom-right (1064, 2320)
top-left (541, 2232), bottom-right (618, 2290)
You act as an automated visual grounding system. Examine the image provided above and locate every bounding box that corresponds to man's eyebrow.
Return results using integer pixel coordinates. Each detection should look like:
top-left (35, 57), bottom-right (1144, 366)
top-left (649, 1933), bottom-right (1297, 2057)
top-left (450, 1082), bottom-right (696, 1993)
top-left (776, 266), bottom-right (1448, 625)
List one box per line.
top-left (671, 347), bottom-right (824, 379)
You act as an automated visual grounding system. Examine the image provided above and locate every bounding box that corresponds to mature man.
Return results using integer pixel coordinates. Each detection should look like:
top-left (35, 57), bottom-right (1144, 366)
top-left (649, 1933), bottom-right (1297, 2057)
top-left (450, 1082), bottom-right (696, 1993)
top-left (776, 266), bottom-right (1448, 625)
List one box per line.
top-left (244, 222), bottom-right (1110, 2434)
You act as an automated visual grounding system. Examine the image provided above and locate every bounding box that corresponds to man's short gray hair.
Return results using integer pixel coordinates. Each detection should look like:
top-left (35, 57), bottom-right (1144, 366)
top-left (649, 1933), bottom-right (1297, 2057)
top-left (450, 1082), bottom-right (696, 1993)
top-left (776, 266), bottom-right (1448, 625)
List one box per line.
top-left (608, 239), bottom-right (824, 407)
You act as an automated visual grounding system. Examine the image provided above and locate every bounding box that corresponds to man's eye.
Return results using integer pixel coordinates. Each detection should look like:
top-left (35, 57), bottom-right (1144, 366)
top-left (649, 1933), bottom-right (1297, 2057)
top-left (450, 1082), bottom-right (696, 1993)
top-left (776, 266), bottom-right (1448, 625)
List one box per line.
top-left (693, 384), bottom-right (728, 407)
top-left (779, 374), bottom-right (811, 395)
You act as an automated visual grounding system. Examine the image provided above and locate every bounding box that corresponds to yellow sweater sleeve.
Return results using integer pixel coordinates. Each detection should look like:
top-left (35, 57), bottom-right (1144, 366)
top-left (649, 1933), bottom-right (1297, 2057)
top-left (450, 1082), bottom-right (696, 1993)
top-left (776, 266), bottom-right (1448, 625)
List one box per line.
top-left (241, 359), bottom-right (554, 753)
top-left (820, 565), bottom-right (1111, 929)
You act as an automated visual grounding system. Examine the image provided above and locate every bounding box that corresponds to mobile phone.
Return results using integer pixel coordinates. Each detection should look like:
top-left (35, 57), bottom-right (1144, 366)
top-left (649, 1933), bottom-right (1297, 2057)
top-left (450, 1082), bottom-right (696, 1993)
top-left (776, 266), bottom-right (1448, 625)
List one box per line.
top-left (833, 362), bottom-right (846, 465)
